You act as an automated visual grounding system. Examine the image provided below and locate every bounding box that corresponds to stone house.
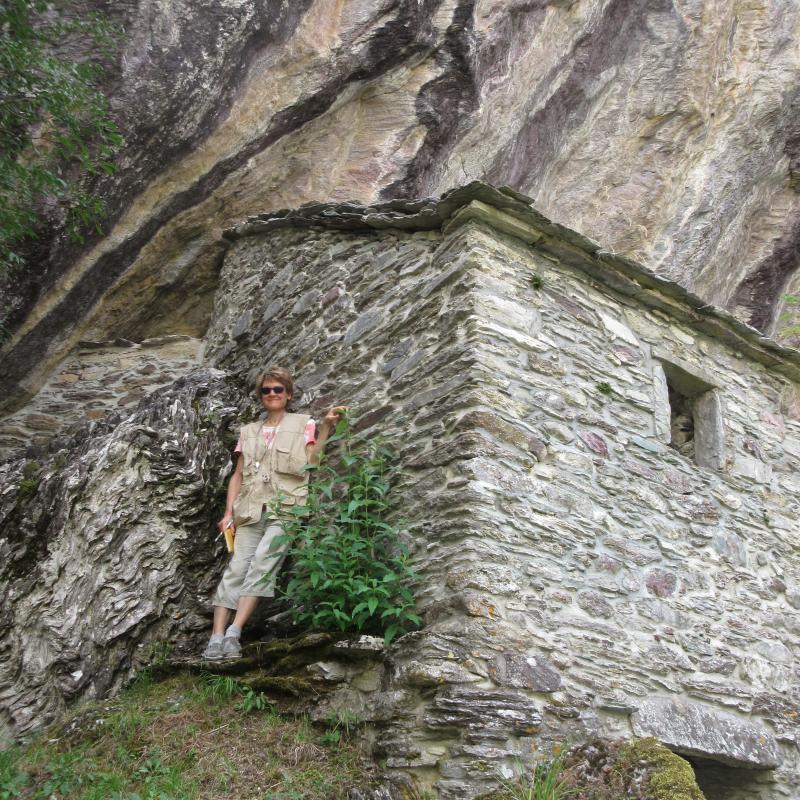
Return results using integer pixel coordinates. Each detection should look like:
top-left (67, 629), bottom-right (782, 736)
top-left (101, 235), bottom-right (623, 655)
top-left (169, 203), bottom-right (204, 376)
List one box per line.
top-left (212, 183), bottom-right (800, 799)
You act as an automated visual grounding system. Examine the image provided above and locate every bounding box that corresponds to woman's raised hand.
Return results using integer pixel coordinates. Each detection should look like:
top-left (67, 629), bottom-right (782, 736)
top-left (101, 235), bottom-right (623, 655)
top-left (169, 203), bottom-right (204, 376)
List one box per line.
top-left (322, 406), bottom-right (348, 429)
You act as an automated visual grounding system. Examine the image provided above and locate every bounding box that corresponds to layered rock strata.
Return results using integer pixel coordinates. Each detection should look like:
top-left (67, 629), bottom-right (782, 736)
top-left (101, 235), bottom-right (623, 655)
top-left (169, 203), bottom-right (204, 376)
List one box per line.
top-left (2, 185), bottom-right (799, 799)
top-left (3, 0), bottom-right (800, 419)
top-left (0, 371), bottom-right (239, 739)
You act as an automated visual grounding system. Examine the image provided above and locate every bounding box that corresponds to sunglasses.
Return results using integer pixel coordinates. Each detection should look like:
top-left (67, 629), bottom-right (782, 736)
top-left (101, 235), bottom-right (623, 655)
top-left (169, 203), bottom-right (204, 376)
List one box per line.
top-left (259, 386), bottom-right (286, 395)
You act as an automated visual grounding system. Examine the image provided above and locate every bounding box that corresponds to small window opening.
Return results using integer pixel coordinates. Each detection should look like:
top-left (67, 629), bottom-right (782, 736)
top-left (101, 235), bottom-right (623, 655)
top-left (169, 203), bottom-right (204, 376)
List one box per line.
top-left (654, 351), bottom-right (725, 470)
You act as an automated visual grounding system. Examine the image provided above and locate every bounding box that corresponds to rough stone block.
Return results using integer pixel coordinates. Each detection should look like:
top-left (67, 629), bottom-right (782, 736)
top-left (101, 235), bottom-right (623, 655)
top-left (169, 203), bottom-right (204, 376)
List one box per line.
top-left (631, 697), bottom-right (782, 768)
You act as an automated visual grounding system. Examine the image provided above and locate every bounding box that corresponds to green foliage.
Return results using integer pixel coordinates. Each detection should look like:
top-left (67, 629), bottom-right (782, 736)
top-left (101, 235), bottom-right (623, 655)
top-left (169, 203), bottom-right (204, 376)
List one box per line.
top-left (21, 459), bottom-right (39, 478)
top-left (127, 668), bottom-right (154, 694)
top-left (492, 750), bottom-right (574, 800)
top-left (0, 748), bottom-right (30, 799)
top-left (274, 414), bottom-right (421, 645)
top-left (198, 672), bottom-right (274, 714)
top-left (128, 748), bottom-right (191, 799)
top-left (0, 0), bottom-right (121, 296)
top-left (17, 459), bottom-right (41, 498)
top-left (320, 710), bottom-right (363, 746)
top-left (2, 673), bottom-right (377, 800)
top-left (595, 382), bottom-right (613, 396)
top-left (529, 273), bottom-right (544, 290)
top-left (17, 477), bottom-right (39, 499)
top-left (0, 747), bottom-right (184, 800)
top-left (126, 640), bottom-right (172, 691)
top-left (235, 684), bottom-right (273, 714)
top-left (140, 640), bottom-right (172, 668)
top-left (198, 672), bottom-right (239, 702)
top-left (778, 293), bottom-right (800, 340)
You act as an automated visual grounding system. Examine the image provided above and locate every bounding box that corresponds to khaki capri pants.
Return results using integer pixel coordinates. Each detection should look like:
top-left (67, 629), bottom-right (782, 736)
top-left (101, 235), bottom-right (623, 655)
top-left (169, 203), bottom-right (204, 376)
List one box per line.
top-left (212, 514), bottom-right (287, 609)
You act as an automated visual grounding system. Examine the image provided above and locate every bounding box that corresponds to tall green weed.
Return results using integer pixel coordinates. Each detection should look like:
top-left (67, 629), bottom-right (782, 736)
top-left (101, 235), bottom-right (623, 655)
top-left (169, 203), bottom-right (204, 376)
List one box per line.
top-left (490, 751), bottom-right (575, 800)
top-left (273, 414), bottom-right (420, 645)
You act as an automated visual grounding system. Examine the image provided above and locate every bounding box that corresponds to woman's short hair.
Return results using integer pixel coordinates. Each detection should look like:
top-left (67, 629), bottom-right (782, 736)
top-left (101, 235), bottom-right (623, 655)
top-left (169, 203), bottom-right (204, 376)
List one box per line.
top-left (255, 366), bottom-right (294, 397)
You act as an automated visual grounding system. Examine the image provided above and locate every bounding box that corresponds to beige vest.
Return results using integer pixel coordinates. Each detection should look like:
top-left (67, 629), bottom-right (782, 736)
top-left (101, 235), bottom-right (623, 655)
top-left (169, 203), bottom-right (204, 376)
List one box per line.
top-left (233, 413), bottom-right (311, 525)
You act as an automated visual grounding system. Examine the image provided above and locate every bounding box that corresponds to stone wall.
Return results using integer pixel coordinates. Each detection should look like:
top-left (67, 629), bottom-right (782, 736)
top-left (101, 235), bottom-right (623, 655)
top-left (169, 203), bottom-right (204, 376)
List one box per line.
top-left (452, 222), bottom-right (800, 799)
top-left (207, 186), bottom-right (800, 799)
top-left (0, 336), bottom-right (201, 461)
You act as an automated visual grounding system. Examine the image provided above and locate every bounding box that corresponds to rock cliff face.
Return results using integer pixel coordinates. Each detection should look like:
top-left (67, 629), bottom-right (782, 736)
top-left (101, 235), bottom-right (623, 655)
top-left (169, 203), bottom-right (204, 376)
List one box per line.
top-left (2, 0), bottom-right (800, 413)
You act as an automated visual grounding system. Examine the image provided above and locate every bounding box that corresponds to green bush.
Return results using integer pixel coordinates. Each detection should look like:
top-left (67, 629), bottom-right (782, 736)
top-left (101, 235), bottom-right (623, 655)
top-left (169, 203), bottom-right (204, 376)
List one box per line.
top-left (16, 459), bottom-right (41, 500)
top-left (1, 0), bottom-right (122, 334)
top-left (274, 414), bottom-right (421, 645)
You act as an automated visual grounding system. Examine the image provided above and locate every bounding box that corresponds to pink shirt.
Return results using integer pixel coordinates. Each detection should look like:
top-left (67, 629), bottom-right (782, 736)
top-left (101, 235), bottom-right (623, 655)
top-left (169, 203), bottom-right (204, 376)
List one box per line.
top-left (234, 419), bottom-right (316, 453)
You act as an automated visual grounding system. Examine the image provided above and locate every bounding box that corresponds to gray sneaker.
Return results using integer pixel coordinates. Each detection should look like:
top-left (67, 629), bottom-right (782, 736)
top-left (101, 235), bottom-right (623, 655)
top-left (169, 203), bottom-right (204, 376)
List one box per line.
top-left (222, 635), bottom-right (242, 660)
top-left (202, 640), bottom-right (224, 660)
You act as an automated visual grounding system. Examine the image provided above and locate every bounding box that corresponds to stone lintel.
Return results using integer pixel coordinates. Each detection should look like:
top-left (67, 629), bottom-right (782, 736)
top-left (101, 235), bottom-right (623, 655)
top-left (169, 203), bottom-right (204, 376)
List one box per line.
top-left (631, 697), bottom-right (782, 769)
top-left (652, 349), bottom-right (719, 397)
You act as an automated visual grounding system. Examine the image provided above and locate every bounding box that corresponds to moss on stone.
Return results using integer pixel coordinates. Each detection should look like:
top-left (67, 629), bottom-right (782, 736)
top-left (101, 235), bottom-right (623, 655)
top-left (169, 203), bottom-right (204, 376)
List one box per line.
top-left (619, 738), bottom-right (705, 800)
top-left (245, 675), bottom-right (315, 696)
top-left (17, 477), bottom-right (40, 500)
top-left (269, 651), bottom-right (320, 674)
top-left (251, 631), bottom-right (335, 659)
top-left (17, 460), bottom-right (42, 500)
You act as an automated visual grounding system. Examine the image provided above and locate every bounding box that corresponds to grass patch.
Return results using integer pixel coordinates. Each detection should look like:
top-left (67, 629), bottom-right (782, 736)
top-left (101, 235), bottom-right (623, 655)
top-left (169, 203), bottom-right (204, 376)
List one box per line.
top-left (2, 673), bottom-right (380, 800)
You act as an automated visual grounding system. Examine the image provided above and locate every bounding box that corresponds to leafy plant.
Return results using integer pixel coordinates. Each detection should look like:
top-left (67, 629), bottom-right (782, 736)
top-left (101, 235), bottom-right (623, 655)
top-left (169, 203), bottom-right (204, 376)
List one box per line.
top-left (0, 0), bottom-right (122, 331)
top-left (273, 413), bottom-right (421, 645)
top-left (235, 684), bottom-right (272, 714)
top-left (530, 274), bottom-right (544, 290)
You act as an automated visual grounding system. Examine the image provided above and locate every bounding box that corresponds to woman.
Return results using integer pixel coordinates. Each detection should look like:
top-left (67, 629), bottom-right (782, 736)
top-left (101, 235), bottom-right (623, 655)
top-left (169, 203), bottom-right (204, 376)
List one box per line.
top-left (203, 366), bottom-right (344, 660)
